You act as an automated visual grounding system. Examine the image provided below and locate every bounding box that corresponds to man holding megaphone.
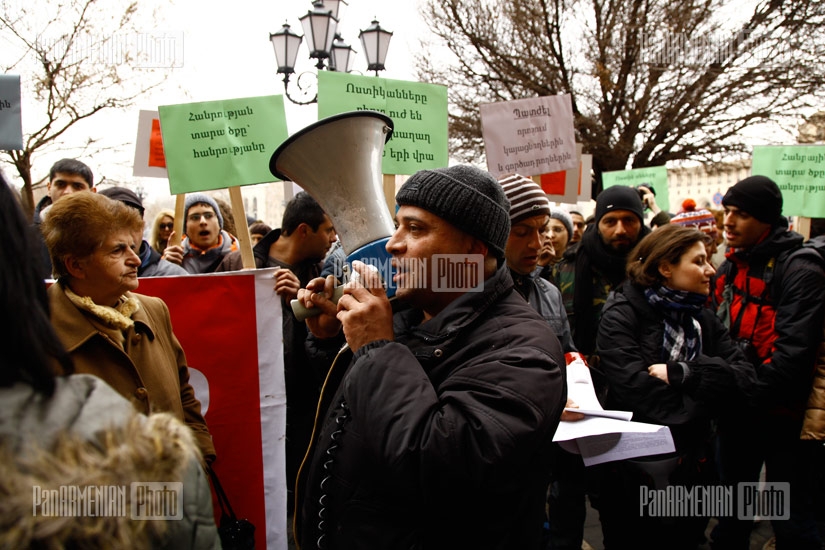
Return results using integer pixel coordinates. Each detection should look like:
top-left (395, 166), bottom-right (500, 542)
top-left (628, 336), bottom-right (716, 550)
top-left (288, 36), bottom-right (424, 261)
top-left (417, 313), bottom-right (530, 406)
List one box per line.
top-left (294, 164), bottom-right (566, 550)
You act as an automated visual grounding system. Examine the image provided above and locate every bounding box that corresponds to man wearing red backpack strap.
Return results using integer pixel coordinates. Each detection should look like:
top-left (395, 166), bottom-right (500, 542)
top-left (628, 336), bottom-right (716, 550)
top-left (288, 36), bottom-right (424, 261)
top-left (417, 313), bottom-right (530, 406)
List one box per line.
top-left (711, 175), bottom-right (825, 549)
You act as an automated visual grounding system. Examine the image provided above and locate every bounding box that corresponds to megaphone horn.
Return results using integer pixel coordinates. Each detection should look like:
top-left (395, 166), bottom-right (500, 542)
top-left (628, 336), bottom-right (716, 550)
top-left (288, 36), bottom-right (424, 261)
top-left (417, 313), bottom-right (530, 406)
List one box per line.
top-left (269, 110), bottom-right (396, 320)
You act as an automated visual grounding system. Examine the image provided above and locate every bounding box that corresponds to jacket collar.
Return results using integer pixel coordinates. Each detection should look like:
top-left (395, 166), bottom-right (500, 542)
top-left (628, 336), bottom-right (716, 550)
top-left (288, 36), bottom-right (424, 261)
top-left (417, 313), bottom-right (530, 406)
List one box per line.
top-left (253, 228), bottom-right (283, 264)
top-left (727, 218), bottom-right (803, 265)
top-left (49, 283), bottom-right (156, 352)
top-left (395, 264), bottom-right (514, 344)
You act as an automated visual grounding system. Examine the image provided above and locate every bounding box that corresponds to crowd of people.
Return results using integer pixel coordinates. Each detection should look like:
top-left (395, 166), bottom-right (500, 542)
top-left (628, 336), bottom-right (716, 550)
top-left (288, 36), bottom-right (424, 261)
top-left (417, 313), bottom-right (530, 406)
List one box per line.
top-left (2, 155), bottom-right (824, 550)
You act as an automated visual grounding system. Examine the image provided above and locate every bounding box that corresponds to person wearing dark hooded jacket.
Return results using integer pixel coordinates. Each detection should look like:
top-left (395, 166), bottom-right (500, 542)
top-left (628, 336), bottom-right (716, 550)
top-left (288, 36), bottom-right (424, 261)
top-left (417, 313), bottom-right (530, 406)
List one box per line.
top-left (295, 165), bottom-right (566, 550)
top-left (597, 224), bottom-right (755, 550)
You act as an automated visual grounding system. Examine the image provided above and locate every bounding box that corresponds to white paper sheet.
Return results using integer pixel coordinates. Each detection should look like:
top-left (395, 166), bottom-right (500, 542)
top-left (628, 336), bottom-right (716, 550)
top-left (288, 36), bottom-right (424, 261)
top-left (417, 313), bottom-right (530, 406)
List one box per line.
top-left (554, 353), bottom-right (676, 465)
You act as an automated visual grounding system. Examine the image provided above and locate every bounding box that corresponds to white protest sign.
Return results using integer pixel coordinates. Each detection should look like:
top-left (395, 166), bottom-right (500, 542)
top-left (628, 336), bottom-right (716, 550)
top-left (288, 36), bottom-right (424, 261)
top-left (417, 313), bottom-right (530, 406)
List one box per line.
top-left (480, 94), bottom-right (577, 179)
top-left (0, 75), bottom-right (23, 150)
top-left (132, 109), bottom-right (169, 178)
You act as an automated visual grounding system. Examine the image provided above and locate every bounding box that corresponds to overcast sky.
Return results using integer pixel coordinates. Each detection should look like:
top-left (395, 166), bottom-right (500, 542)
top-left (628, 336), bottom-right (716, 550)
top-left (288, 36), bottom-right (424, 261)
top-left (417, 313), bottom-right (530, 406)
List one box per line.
top-left (152, 0), bottom-right (428, 125)
top-left (6, 0), bottom-right (433, 197)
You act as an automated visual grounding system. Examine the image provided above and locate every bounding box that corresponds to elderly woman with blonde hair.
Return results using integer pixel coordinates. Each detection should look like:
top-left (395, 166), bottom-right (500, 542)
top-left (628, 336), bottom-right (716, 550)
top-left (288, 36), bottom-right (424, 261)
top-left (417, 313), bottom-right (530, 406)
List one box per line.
top-left (41, 192), bottom-right (215, 465)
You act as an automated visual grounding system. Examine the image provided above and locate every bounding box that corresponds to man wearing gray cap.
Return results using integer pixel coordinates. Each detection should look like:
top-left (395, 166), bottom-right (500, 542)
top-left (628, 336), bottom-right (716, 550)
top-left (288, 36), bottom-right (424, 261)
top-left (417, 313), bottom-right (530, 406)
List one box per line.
top-left (295, 164), bottom-right (566, 550)
top-left (711, 175), bottom-right (825, 549)
top-left (162, 192), bottom-right (239, 274)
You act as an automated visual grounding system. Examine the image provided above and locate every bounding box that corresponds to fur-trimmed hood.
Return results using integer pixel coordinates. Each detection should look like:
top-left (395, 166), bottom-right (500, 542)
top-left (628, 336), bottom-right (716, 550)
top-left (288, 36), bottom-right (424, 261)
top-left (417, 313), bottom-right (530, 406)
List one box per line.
top-left (0, 375), bottom-right (220, 549)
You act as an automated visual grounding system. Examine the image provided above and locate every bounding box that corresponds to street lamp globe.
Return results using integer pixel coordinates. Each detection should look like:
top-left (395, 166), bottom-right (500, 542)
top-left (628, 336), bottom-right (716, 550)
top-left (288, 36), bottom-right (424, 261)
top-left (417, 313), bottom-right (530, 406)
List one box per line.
top-left (359, 19), bottom-right (393, 76)
top-left (319, 0), bottom-right (347, 20)
top-left (300, 0), bottom-right (338, 68)
top-left (270, 23), bottom-right (303, 74)
top-left (330, 34), bottom-right (355, 72)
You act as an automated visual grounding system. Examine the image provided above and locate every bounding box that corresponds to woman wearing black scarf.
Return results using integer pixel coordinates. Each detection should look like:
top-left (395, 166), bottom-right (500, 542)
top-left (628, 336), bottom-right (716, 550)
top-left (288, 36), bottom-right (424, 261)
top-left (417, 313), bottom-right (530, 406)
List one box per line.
top-left (595, 225), bottom-right (756, 549)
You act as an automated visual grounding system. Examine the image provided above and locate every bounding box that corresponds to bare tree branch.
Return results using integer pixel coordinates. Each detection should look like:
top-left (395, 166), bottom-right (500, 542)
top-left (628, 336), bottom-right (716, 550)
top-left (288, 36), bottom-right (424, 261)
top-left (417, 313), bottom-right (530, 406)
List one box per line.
top-left (1, 0), bottom-right (165, 217)
top-left (417, 0), bottom-right (825, 197)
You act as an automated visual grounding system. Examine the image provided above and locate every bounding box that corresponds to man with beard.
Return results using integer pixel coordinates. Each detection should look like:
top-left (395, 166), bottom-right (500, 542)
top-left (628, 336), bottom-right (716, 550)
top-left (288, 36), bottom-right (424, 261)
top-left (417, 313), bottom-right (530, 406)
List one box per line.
top-left (216, 190), bottom-right (337, 519)
top-left (553, 185), bottom-right (650, 363)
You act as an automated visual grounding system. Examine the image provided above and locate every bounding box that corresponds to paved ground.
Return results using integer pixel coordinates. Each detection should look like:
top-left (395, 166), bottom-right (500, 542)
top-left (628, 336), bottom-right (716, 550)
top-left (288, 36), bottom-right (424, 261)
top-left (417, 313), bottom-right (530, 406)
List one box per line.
top-left (581, 497), bottom-right (777, 550)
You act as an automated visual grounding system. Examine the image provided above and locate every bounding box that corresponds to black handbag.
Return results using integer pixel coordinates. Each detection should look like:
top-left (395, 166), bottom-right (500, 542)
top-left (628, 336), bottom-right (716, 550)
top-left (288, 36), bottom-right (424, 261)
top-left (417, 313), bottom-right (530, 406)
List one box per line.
top-left (207, 466), bottom-right (256, 550)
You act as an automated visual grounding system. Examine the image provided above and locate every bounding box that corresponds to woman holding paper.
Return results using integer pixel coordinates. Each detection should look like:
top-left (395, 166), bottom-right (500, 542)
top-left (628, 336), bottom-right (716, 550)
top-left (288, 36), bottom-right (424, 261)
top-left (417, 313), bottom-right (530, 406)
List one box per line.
top-left (595, 224), bottom-right (755, 549)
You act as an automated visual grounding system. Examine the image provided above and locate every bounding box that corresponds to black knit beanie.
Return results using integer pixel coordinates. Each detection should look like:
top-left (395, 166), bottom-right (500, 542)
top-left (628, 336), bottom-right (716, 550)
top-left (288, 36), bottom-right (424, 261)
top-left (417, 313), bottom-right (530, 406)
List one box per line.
top-left (722, 175), bottom-right (783, 225)
top-left (595, 185), bottom-right (645, 225)
top-left (396, 165), bottom-right (511, 258)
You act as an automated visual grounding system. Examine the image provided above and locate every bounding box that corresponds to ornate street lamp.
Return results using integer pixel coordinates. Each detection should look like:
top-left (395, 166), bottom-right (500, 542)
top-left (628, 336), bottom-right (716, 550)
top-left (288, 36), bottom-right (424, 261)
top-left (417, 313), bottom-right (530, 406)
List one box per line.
top-left (359, 19), bottom-right (393, 76)
top-left (299, 1), bottom-right (338, 69)
top-left (330, 34), bottom-right (355, 72)
top-left (270, 23), bottom-right (302, 75)
top-left (269, 2), bottom-right (391, 105)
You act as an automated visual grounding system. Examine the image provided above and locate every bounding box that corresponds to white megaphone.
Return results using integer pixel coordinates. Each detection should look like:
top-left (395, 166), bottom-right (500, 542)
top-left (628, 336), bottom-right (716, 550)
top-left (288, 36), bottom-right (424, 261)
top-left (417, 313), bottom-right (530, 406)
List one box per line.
top-left (269, 110), bottom-right (396, 320)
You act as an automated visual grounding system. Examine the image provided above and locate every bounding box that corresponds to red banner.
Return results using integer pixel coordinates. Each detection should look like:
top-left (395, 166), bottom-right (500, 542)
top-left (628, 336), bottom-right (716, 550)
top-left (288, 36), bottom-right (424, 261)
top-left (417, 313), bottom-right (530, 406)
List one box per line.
top-left (138, 269), bottom-right (286, 549)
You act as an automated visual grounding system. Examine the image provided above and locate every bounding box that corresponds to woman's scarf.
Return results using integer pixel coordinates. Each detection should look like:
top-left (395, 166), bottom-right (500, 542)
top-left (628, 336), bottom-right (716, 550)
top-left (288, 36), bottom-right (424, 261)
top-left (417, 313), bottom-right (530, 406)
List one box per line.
top-left (644, 284), bottom-right (706, 362)
top-left (64, 285), bottom-right (140, 330)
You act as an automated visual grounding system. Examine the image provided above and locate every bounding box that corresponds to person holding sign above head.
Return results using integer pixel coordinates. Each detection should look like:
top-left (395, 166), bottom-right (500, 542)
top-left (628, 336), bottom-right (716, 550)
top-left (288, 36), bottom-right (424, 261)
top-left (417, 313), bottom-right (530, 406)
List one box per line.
top-left (294, 164), bottom-right (566, 550)
top-left (596, 224), bottom-right (756, 549)
top-left (162, 192), bottom-right (239, 274)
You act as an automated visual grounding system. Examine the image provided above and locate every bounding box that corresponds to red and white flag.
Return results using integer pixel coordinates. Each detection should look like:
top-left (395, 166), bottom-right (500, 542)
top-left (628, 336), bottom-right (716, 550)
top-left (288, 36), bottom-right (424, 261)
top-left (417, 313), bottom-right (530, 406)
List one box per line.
top-left (139, 268), bottom-right (286, 550)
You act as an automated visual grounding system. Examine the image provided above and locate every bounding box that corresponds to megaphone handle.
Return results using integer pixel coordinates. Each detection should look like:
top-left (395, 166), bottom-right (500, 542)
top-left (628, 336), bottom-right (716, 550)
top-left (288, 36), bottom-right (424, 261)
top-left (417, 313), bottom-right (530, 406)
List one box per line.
top-left (291, 285), bottom-right (345, 322)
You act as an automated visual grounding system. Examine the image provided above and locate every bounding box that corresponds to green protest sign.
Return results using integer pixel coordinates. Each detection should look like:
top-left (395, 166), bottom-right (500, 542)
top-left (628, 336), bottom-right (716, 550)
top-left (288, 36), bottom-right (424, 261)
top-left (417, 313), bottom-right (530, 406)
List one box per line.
top-left (602, 166), bottom-right (670, 213)
top-left (752, 145), bottom-right (825, 218)
top-left (158, 95), bottom-right (288, 194)
top-left (317, 71), bottom-right (448, 175)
